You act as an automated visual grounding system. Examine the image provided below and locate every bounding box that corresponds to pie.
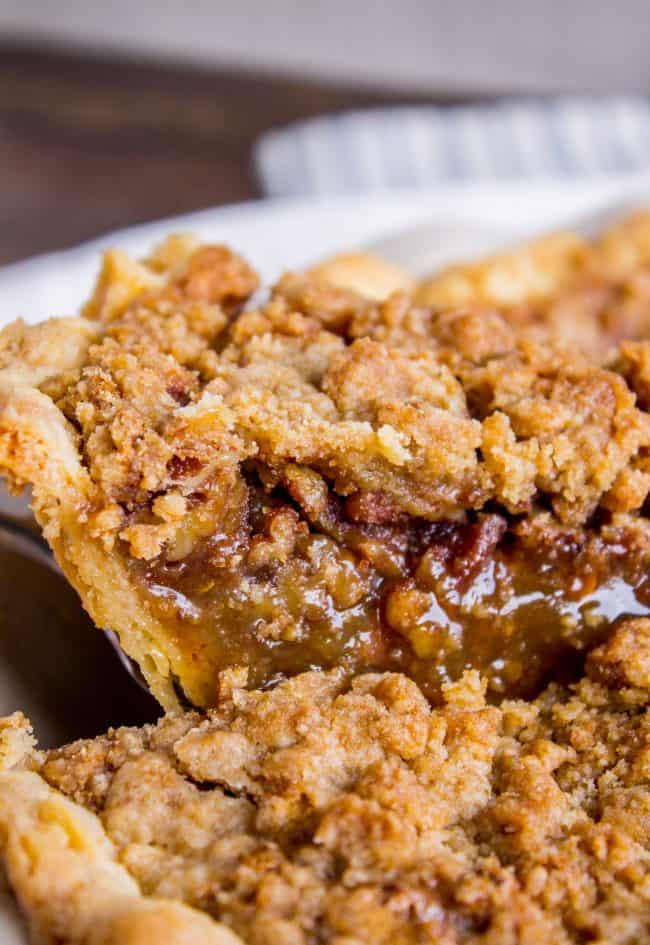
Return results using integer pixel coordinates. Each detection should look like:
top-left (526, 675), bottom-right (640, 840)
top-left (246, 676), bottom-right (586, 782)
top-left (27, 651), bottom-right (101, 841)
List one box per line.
top-left (1, 621), bottom-right (649, 944)
top-left (1, 221), bottom-right (650, 710)
top-left (2, 215), bottom-right (650, 944)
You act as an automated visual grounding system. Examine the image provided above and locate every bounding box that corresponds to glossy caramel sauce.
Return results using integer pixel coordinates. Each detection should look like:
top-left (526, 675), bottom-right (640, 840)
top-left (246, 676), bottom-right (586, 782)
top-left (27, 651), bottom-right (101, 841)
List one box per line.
top-left (126, 475), bottom-right (650, 707)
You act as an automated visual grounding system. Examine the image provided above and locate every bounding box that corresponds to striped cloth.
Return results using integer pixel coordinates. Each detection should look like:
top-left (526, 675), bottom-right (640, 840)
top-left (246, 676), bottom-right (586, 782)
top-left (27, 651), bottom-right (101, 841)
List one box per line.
top-left (254, 99), bottom-right (650, 198)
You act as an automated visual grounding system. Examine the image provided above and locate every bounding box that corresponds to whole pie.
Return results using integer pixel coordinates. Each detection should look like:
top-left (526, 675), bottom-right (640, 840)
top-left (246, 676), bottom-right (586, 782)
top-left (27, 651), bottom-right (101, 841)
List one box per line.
top-left (1, 216), bottom-right (650, 943)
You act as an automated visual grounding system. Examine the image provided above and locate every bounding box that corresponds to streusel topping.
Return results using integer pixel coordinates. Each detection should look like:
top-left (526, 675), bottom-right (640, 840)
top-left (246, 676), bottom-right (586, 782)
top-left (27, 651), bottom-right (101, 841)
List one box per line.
top-left (2, 620), bottom-right (649, 944)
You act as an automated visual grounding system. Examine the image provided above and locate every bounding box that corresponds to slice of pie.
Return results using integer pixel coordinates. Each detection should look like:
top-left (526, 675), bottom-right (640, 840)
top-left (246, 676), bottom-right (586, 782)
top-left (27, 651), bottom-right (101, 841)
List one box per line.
top-left (1, 223), bottom-right (650, 710)
top-left (1, 621), bottom-right (649, 944)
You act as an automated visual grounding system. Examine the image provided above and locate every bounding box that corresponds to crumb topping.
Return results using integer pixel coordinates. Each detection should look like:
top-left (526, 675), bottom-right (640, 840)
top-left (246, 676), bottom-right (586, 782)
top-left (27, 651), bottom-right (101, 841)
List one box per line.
top-left (37, 232), bottom-right (650, 529)
top-left (2, 621), bottom-right (648, 944)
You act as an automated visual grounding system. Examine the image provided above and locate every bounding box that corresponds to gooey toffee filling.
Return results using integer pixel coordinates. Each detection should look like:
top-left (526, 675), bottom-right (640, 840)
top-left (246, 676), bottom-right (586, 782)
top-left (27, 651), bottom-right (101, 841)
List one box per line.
top-left (130, 470), bottom-right (650, 706)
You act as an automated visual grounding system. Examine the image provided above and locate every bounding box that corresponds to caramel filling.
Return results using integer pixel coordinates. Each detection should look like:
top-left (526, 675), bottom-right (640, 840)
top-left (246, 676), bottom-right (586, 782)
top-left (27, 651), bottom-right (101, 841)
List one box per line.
top-left (126, 475), bottom-right (649, 707)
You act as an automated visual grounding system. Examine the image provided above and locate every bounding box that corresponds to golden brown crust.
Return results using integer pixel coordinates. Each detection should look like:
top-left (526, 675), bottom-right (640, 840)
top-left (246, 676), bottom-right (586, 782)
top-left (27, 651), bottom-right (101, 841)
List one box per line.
top-left (307, 251), bottom-right (416, 300)
top-left (416, 231), bottom-right (590, 307)
top-left (0, 736), bottom-right (243, 944)
top-left (1, 622), bottom-right (649, 944)
top-left (416, 214), bottom-right (650, 359)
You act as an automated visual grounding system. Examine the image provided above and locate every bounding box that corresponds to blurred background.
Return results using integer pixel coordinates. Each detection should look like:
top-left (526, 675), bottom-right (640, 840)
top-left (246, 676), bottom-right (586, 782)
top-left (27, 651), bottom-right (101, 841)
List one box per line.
top-left (1, 0), bottom-right (650, 265)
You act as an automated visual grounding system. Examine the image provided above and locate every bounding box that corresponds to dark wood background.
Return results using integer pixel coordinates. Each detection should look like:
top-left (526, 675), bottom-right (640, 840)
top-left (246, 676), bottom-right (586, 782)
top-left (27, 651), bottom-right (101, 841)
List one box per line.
top-left (0, 44), bottom-right (479, 266)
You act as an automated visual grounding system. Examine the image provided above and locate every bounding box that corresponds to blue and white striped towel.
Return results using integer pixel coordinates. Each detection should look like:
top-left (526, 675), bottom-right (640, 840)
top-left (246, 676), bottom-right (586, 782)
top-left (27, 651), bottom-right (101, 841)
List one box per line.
top-left (254, 99), bottom-right (650, 198)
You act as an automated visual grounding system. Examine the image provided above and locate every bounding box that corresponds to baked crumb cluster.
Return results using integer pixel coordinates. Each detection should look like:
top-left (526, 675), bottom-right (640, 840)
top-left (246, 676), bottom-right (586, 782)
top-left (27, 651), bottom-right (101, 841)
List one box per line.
top-left (1, 222), bottom-right (650, 707)
top-left (1, 619), bottom-right (649, 944)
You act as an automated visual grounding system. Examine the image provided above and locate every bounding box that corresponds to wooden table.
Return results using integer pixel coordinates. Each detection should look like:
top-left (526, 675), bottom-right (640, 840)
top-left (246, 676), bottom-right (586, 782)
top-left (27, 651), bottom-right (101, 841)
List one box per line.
top-left (0, 44), bottom-right (476, 266)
